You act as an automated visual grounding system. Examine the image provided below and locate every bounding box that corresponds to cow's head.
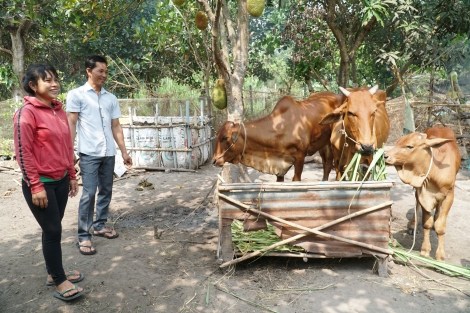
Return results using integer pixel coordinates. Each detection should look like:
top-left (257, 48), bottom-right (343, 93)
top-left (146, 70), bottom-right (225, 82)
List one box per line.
top-left (212, 121), bottom-right (244, 166)
top-left (319, 85), bottom-right (385, 155)
top-left (384, 132), bottom-right (454, 187)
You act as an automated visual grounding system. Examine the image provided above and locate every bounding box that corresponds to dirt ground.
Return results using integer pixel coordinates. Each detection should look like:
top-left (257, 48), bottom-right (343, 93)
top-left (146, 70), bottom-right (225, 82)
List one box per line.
top-left (1, 156), bottom-right (470, 313)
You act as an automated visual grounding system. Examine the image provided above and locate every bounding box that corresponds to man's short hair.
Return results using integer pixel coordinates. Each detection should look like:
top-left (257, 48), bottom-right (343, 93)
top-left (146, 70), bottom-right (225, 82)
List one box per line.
top-left (85, 55), bottom-right (107, 78)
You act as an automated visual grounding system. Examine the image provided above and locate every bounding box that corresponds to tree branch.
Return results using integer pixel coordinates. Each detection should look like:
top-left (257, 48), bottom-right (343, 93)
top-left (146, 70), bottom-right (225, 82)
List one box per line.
top-left (171, 3), bottom-right (204, 70)
top-left (197, 0), bottom-right (215, 24)
top-left (221, 0), bottom-right (236, 49)
top-left (233, 0), bottom-right (248, 80)
top-left (0, 47), bottom-right (13, 57)
top-left (212, 0), bottom-right (230, 78)
top-left (349, 16), bottom-right (376, 58)
top-left (385, 56), bottom-right (415, 96)
top-left (324, 0), bottom-right (348, 61)
top-left (219, 9), bottom-right (232, 74)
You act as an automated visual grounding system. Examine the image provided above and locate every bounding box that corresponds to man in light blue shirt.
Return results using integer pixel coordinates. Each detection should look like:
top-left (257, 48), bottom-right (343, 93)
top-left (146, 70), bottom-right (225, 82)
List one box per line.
top-left (66, 55), bottom-right (132, 255)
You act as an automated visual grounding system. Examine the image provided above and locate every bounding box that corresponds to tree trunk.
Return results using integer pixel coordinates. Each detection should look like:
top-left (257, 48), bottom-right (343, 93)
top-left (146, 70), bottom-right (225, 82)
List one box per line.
top-left (224, 77), bottom-right (244, 122)
top-left (10, 31), bottom-right (25, 100)
top-left (337, 58), bottom-right (349, 89)
top-left (324, 0), bottom-right (376, 90)
top-left (351, 55), bottom-right (358, 87)
top-left (305, 70), bottom-right (314, 93)
top-left (202, 0), bottom-right (249, 183)
top-left (6, 18), bottom-right (33, 100)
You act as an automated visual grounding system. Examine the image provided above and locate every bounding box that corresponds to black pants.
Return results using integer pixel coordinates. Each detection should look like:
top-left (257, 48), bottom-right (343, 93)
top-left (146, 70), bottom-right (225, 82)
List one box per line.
top-left (22, 176), bottom-right (69, 286)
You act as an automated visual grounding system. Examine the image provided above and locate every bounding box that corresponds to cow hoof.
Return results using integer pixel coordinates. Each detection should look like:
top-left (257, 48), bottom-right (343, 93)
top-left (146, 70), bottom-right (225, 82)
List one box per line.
top-left (420, 250), bottom-right (431, 258)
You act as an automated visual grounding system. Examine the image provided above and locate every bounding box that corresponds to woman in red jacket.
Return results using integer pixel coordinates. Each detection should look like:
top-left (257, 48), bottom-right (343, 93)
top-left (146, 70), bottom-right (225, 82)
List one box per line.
top-left (13, 64), bottom-right (85, 301)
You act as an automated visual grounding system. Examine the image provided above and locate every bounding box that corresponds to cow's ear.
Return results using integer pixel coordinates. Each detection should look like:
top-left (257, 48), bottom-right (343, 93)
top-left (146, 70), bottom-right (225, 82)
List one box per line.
top-left (374, 100), bottom-right (385, 108)
top-left (319, 104), bottom-right (346, 125)
top-left (424, 137), bottom-right (454, 148)
top-left (319, 111), bottom-right (342, 125)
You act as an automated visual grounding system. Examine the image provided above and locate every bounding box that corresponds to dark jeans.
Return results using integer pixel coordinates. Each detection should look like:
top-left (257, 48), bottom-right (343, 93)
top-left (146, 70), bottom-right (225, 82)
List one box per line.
top-left (22, 176), bottom-right (69, 286)
top-left (77, 153), bottom-right (115, 242)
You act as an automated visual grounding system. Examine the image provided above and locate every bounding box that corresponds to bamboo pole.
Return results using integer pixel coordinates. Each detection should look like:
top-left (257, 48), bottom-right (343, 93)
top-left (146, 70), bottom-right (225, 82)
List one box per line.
top-left (410, 102), bottom-right (470, 108)
top-left (218, 181), bottom-right (394, 191)
top-left (132, 166), bottom-right (196, 172)
top-left (218, 193), bottom-right (394, 268)
top-left (122, 124), bottom-right (211, 129)
top-left (127, 147), bottom-right (192, 152)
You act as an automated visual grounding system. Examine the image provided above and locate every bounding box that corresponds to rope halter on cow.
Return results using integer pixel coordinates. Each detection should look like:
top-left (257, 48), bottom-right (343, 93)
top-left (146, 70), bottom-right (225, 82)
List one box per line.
top-left (409, 146), bottom-right (433, 253)
top-left (337, 119), bottom-right (361, 170)
top-left (422, 146), bottom-right (434, 183)
top-left (213, 122), bottom-right (247, 162)
top-left (339, 119), bottom-right (360, 147)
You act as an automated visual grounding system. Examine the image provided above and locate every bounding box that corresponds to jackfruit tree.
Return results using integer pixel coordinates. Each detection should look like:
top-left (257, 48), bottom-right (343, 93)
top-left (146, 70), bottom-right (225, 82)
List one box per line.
top-left (196, 0), bottom-right (249, 123)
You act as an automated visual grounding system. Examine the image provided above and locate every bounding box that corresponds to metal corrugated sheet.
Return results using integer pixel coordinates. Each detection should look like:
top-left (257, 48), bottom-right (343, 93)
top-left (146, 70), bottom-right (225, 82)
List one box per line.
top-left (219, 180), bottom-right (394, 258)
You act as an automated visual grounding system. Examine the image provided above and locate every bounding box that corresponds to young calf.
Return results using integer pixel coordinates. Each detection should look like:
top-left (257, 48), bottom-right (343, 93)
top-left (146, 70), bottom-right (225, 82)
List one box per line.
top-left (384, 127), bottom-right (460, 261)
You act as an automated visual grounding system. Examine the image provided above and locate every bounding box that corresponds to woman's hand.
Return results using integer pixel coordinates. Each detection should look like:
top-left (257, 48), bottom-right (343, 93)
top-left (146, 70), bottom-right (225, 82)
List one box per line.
top-left (32, 190), bottom-right (48, 209)
top-left (69, 180), bottom-right (79, 197)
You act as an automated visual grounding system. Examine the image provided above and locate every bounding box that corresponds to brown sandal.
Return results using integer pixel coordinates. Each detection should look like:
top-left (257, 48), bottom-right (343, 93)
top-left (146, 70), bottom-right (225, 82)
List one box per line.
top-left (76, 242), bottom-right (96, 255)
top-left (93, 229), bottom-right (119, 239)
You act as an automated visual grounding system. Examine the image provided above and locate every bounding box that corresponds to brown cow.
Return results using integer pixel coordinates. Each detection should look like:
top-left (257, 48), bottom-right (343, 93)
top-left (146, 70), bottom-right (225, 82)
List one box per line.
top-left (211, 91), bottom-right (343, 182)
top-left (319, 85), bottom-right (390, 180)
top-left (384, 127), bottom-right (460, 261)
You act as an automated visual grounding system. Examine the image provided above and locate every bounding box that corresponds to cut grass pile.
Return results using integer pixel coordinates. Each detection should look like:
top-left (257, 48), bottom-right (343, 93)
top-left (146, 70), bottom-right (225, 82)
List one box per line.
top-left (390, 240), bottom-right (470, 279)
top-left (231, 220), bottom-right (305, 254)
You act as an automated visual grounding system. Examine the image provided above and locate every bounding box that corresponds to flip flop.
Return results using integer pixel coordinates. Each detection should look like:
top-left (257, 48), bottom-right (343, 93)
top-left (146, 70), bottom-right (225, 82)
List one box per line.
top-left (76, 242), bottom-right (97, 255)
top-left (53, 284), bottom-right (85, 301)
top-left (46, 271), bottom-right (84, 286)
top-left (93, 229), bottom-right (119, 239)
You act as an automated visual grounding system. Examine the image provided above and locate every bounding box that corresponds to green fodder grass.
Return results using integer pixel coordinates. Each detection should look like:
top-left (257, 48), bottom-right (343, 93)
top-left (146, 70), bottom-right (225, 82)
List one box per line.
top-left (231, 220), bottom-right (305, 254)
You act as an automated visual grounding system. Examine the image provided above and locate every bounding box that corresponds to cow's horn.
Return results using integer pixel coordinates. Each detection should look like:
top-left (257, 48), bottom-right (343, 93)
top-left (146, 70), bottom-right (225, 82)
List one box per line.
top-left (339, 87), bottom-right (350, 97)
top-left (369, 85), bottom-right (379, 95)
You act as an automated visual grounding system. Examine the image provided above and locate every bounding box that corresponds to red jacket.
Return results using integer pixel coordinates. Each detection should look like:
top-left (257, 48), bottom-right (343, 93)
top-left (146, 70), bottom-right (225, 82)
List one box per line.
top-left (14, 96), bottom-right (76, 194)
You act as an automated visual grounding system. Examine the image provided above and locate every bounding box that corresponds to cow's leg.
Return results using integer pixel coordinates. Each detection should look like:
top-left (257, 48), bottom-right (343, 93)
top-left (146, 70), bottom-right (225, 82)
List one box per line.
top-left (433, 195), bottom-right (453, 261)
top-left (319, 145), bottom-right (333, 181)
top-left (276, 175), bottom-right (284, 182)
top-left (332, 149), bottom-right (342, 181)
top-left (420, 206), bottom-right (434, 258)
top-left (292, 158), bottom-right (305, 181)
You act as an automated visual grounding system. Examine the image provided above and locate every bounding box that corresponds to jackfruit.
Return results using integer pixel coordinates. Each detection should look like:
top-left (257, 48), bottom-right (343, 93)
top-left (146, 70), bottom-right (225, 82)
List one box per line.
top-left (195, 11), bottom-right (208, 30)
top-left (247, 0), bottom-right (265, 18)
top-left (172, 0), bottom-right (186, 6)
top-left (212, 79), bottom-right (227, 110)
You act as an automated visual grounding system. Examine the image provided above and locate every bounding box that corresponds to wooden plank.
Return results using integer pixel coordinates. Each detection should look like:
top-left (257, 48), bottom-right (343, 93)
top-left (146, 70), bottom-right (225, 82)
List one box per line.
top-left (219, 218), bottom-right (234, 265)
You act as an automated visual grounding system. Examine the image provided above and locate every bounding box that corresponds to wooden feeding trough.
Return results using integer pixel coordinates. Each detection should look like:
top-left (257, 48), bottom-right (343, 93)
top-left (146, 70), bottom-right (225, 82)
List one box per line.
top-left (216, 180), bottom-right (395, 276)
